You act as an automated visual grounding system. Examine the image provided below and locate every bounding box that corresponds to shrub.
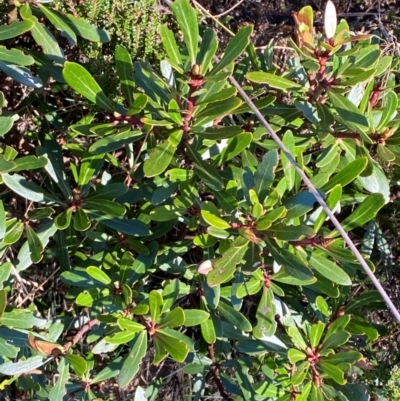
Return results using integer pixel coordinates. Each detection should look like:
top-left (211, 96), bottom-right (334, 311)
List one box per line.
top-left (0, 0), bottom-right (398, 399)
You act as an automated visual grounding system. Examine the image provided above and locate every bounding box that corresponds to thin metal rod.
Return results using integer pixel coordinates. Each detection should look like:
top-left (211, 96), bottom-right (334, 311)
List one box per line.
top-left (228, 76), bottom-right (400, 324)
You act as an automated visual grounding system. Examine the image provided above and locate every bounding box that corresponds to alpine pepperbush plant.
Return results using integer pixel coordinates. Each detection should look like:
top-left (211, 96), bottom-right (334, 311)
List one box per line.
top-left (0, 0), bottom-right (398, 400)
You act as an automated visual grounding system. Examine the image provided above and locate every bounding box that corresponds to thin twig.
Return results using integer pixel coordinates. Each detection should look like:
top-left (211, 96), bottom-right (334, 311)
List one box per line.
top-left (213, 0), bottom-right (246, 18)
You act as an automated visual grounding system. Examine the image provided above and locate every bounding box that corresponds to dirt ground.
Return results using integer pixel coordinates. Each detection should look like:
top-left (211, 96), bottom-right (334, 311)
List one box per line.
top-left (196, 0), bottom-right (400, 47)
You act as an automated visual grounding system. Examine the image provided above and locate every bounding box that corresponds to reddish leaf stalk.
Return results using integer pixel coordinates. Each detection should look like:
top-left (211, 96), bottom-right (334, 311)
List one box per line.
top-left (63, 318), bottom-right (99, 351)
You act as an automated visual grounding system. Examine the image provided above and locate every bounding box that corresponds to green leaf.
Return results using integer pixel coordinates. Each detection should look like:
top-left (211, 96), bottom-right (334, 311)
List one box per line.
top-left (64, 353), bottom-right (87, 376)
top-left (89, 129), bottom-right (143, 154)
top-left (214, 132), bottom-right (253, 166)
top-left (2, 173), bottom-right (62, 205)
top-left (323, 350), bottom-right (362, 365)
top-left (160, 25), bottom-right (183, 73)
top-left (54, 209), bottom-right (72, 230)
top-left (309, 322), bottom-right (325, 348)
top-left (118, 318), bottom-right (146, 333)
top-left (0, 20), bottom-right (34, 41)
top-left (16, 221), bottom-right (57, 271)
top-left (74, 208), bottom-right (91, 231)
top-left (207, 236), bottom-right (249, 286)
top-left (357, 163), bottom-right (390, 204)
top-left (38, 5), bottom-right (77, 44)
top-left (63, 62), bottom-right (114, 112)
top-left (115, 45), bottom-right (135, 106)
top-left (193, 97), bottom-right (242, 126)
top-left (254, 150), bottom-right (279, 203)
top-left (0, 355), bottom-right (45, 375)
top-left (314, 184), bottom-right (342, 233)
top-left (85, 199), bottom-right (126, 217)
top-left (25, 225), bottom-right (44, 264)
top-left (319, 362), bottom-right (346, 385)
top-left (0, 116), bottom-right (13, 137)
top-left (186, 145), bottom-right (224, 191)
top-left (201, 201), bottom-right (230, 230)
top-left (321, 157), bottom-right (367, 192)
top-left (321, 330), bottom-right (350, 351)
top-left (29, 17), bottom-right (64, 64)
top-left (155, 329), bottom-right (190, 362)
top-left (246, 71), bottom-right (303, 91)
top-left (301, 250), bottom-right (352, 286)
top-left (281, 131), bottom-right (296, 190)
top-left (77, 153), bottom-right (104, 186)
top-left (217, 301), bottom-right (252, 332)
top-left (170, 0), bottom-right (198, 65)
top-left (329, 193), bottom-right (385, 238)
top-left (149, 290), bottom-right (163, 323)
top-left (201, 318), bottom-right (216, 344)
top-left (118, 330), bottom-right (147, 388)
top-left (194, 126), bottom-right (243, 140)
top-left (288, 326), bottom-right (307, 350)
top-left (0, 310), bottom-right (46, 329)
top-left (0, 200), bottom-right (6, 241)
top-left (266, 239), bottom-right (315, 284)
top-left (288, 348), bottom-right (306, 364)
top-left (86, 266), bottom-right (112, 286)
top-left (65, 14), bottom-right (110, 42)
top-left (0, 290), bottom-right (6, 318)
top-left (328, 90), bottom-right (369, 131)
top-left (211, 25), bottom-right (253, 75)
top-left (253, 287), bottom-right (277, 338)
top-left (157, 307), bottom-right (185, 329)
top-left (144, 132), bottom-right (182, 177)
top-left (10, 155), bottom-right (47, 172)
top-left (87, 183), bottom-right (128, 200)
top-left (88, 212), bottom-right (150, 236)
top-left (183, 309), bottom-right (209, 326)
top-left (0, 47), bottom-right (34, 66)
top-left (4, 220), bottom-right (24, 245)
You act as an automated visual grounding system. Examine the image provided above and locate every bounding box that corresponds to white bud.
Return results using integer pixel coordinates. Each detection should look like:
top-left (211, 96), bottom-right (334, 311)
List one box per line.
top-left (324, 0), bottom-right (337, 40)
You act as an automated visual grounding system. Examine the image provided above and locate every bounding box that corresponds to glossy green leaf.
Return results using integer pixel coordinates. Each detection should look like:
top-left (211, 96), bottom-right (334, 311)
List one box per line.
top-left (201, 201), bottom-right (230, 229)
top-left (217, 301), bottom-right (252, 332)
top-left (0, 200), bottom-right (5, 241)
top-left (170, 0), bottom-right (198, 65)
top-left (211, 25), bottom-right (253, 75)
top-left (155, 329), bottom-right (190, 362)
top-left (287, 348), bottom-right (306, 364)
top-left (118, 330), bottom-right (147, 388)
top-left (194, 125), bottom-right (243, 140)
top-left (309, 322), bottom-right (325, 348)
top-left (65, 14), bottom-right (110, 42)
top-left (144, 136), bottom-right (180, 177)
top-left (85, 199), bottom-right (126, 217)
top-left (64, 353), bottom-right (87, 376)
top-left (48, 359), bottom-right (68, 401)
top-left (186, 145), bottom-right (224, 191)
top-left (149, 290), bottom-right (163, 323)
top-left (302, 250), bottom-right (352, 286)
top-left (321, 330), bottom-right (350, 351)
top-left (328, 90), bottom-right (369, 130)
top-left (63, 62), bottom-right (114, 112)
top-left (88, 212), bottom-right (150, 236)
top-left (89, 129), bottom-right (143, 154)
top-left (314, 184), bottom-right (342, 232)
top-left (115, 45), bottom-right (135, 106)
top-left (201, 318), bottom-right (216, 344)
top-left (253, 287), bottom-right (277, 338)
top-left (0, 20), bottom-right (34, 41)
top-left (207, 236), bottom-right (249, 286)
top-left (254, 150), bottom-right (279, 203)
top-left (0, 62), bottom-right (42, 88)
top-left (329, 193), bottom-right (385, 238)
top-left (39, 5), bottom-right (77, 44)
top-left (160, 25), bottom-right (183, 72)
top-left (2, 173), bottom-right (62, 205)
top-left (183, 309), bottom-right (209, 326)
top-left (157, 307), bottom-right (185, 329)
top-left (246, 71), bottom-right (303, 91)
top-left (193, 97), bottom-right (242, 126)
top-left (86, 266), bottom-right (112, 286)
top-left (25, 225), bottom-right (44, 264)
top-left (0, 47), bottom-right (34, 66)
top-left (30, 17), bottom-right (64, 64)
top-left (321, 157), bottom-right (367, 193)
top-left (54, 209), bottom-right (72, 230)
top-left (319, 361), bottom-right (346, 385)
